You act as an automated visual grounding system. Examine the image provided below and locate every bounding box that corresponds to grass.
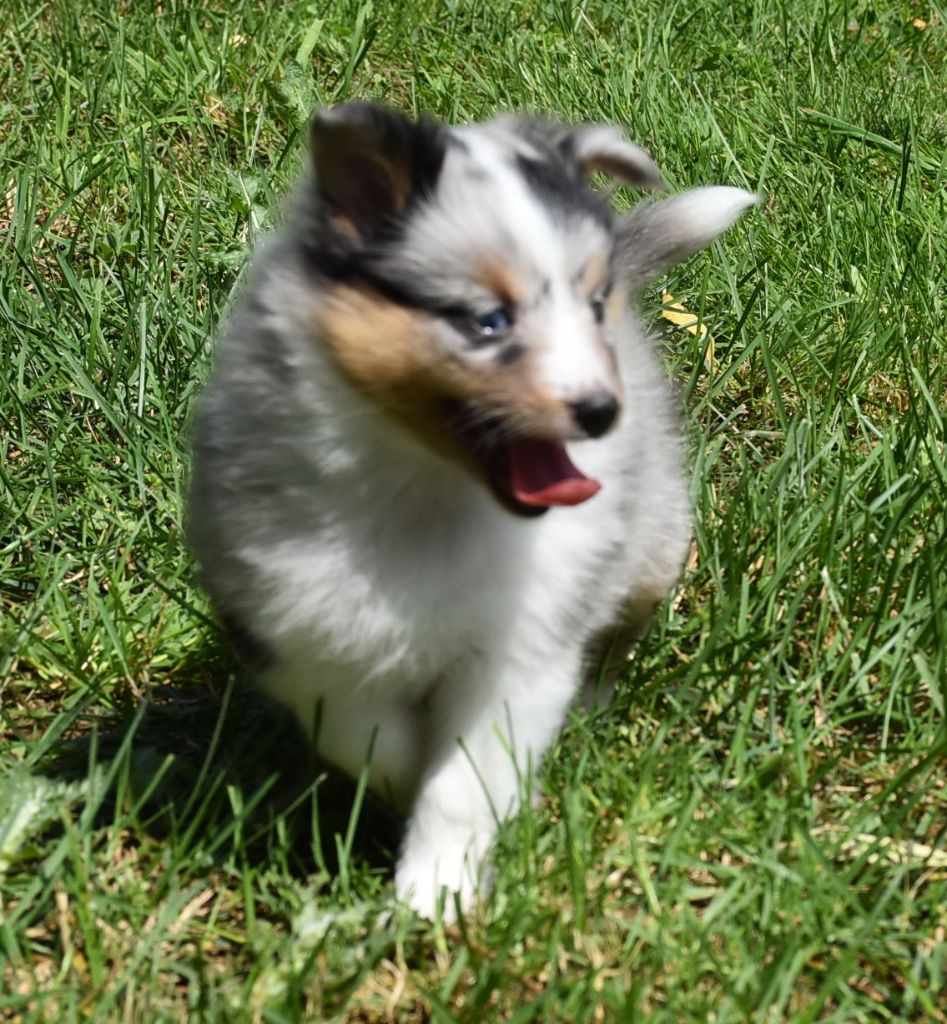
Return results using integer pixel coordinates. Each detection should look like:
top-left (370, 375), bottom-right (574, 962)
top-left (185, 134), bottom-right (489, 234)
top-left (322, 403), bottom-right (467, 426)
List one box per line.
top-left (1, 0), bottom-right (945, 1020)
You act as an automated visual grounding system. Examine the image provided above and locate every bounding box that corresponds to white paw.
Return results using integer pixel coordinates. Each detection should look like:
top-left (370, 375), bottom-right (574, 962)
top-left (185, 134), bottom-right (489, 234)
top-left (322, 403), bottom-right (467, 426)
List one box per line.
top-left (394, 821), bottom-right (494, 923)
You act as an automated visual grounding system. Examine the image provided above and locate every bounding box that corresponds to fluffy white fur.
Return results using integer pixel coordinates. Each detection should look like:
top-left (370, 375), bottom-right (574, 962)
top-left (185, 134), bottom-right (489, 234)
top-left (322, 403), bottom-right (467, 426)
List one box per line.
top-left (187, 104), bottom-right (755, 920)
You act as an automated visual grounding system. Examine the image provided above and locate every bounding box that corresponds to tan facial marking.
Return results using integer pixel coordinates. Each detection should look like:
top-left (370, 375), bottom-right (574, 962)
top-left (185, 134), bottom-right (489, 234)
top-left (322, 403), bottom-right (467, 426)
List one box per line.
top-left (314, 285), bottom-right (577, 469)
top-left (606, 281), bottom-right (629, 321)
top-left (576, 250), bottom-right (610, 296)
top-left (318, 286), bottom-right (434, 398)
top-left (475, 261), bottom-right (521, 307)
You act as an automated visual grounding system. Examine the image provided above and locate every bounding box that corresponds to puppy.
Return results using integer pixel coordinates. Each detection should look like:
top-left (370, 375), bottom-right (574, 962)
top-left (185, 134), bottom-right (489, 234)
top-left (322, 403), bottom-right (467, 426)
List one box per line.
top-left (187, 103), bottom-right (754, 919)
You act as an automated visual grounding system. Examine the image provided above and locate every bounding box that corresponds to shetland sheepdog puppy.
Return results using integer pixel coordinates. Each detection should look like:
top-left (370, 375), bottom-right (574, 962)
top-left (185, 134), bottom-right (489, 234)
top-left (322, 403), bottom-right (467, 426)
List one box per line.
top-left (187, 102), bottom-right (755, 919)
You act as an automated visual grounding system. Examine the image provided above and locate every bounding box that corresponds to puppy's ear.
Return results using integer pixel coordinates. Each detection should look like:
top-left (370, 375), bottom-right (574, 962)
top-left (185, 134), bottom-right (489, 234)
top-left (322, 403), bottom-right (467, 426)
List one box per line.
top-left (564, 124), bottom-right (664, 190)
top-left (617, 186), bottom-right (758, 286)
top-left (310, 103), bottom-right (446, 241)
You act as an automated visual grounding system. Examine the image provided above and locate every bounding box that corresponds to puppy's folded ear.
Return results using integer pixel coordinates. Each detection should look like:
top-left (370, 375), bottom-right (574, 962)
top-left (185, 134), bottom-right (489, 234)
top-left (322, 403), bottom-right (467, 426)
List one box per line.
top-left (310, 103), bottom-right (446, 241)
top-left (564, 124), bottom-right (664, 191)
top-left (617, 186), bottom-right (758, 286)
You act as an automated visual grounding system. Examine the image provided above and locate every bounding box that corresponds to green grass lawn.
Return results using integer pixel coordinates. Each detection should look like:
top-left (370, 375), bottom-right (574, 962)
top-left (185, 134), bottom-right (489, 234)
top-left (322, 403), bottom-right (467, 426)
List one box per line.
top-left (2, 1), bottom-right (945, 1020)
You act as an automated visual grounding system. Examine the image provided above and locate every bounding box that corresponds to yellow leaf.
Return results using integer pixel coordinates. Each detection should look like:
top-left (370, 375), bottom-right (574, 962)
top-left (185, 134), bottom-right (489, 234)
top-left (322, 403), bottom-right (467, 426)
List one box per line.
top-left (661, 292), bottom-right (715, 370)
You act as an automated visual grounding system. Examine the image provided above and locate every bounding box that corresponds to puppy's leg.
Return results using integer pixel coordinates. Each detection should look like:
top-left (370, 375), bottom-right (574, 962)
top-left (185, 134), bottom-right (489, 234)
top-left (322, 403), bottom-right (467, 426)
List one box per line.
top-left (394, 646), bottom-right (583, 920)
top-left (262, 660), bottom-right (426, 812)
top-left (581, 593), bottom-right (661, 712)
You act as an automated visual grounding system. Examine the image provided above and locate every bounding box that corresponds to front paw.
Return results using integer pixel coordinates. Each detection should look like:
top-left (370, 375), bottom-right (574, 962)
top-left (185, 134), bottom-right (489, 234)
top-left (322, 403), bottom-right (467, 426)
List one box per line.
top-left (394, 821), bottom-right (494, 923)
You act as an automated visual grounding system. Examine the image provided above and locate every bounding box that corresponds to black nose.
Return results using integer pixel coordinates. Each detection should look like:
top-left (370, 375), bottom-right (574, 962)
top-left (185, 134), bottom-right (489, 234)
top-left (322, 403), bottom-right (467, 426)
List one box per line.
top-left (570, 393), bottom-right (620, 438)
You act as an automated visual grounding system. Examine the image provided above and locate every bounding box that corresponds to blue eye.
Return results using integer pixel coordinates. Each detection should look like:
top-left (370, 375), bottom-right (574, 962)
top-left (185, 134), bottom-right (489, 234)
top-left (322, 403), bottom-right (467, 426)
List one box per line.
top-left (473, 307), bottom-right (512, 338)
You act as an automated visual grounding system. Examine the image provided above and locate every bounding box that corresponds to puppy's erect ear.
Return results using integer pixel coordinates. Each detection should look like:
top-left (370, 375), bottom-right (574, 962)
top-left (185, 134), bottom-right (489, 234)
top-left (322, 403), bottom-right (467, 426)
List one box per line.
top-left (310, 103), bottom-right (446, 240)
top-left (564, 124), bottom-right (664, 191)
top-left (617, 186), bottom-right (758, 286)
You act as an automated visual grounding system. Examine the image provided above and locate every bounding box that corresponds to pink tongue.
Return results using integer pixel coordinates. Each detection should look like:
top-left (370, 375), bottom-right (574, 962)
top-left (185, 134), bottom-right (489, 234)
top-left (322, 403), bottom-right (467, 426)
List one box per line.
top-left (509, 439), bottom-right (602, 507)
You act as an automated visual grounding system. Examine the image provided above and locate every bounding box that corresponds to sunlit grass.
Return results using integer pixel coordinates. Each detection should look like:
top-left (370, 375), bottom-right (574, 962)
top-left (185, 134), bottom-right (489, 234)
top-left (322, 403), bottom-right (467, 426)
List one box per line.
top-left (1, 1), bottom-right (945, 1020)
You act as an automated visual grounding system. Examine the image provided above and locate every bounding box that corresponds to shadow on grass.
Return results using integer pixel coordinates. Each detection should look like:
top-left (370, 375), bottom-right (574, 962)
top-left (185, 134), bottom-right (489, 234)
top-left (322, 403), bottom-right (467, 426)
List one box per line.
top-left (40, 638), bottom-right (404, 882)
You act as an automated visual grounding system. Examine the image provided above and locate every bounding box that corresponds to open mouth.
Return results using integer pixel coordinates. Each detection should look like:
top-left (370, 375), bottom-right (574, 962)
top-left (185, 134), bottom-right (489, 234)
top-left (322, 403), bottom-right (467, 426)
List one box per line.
top-left (449, 405), bottom-right (603, 517)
